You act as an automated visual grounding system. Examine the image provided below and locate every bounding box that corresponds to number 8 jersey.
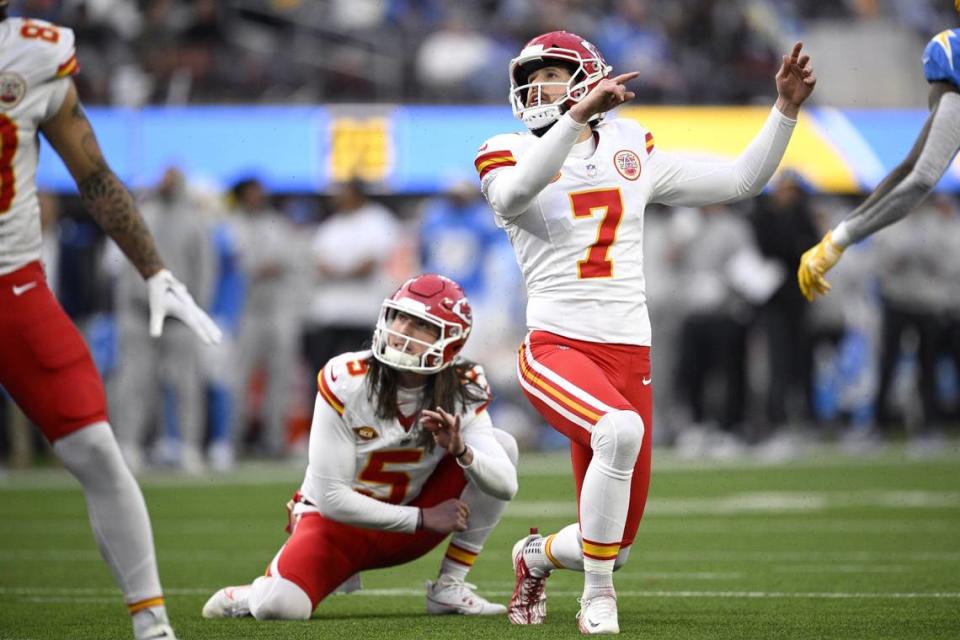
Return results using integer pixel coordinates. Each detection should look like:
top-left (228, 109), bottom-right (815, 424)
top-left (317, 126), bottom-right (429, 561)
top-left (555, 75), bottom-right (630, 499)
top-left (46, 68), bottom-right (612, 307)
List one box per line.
top-left (0, 18), bottom-right (78, 275)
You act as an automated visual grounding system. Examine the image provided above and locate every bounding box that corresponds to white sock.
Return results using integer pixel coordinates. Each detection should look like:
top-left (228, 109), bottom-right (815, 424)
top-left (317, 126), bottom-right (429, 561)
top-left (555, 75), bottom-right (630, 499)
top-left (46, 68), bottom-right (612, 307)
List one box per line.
top-left (584, 570), bottom-right (615, 600)
top-left (540, 523), bottom-right (583, 571)
top-left (441, 429), bottom-right (516, 581)
top-left (53, 422), bottom-right (168, 628)
top-left (442, 479), bottom-right (510, 580)
top-left (579, 411), bottom-right (643, 597)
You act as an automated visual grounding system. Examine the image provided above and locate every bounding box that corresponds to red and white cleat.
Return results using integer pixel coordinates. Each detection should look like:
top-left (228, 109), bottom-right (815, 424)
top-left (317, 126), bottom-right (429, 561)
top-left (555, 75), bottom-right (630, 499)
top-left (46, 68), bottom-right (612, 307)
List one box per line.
top-left (508, 529), bottom-right (550, 624)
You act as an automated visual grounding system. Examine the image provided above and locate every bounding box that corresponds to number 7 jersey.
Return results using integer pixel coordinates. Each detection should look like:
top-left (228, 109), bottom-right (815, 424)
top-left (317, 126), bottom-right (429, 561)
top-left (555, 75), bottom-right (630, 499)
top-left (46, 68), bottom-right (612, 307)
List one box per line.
top-left (476, 117), bottom-right (658, 346)
top-left (0, 18), bottom-right (78, 275)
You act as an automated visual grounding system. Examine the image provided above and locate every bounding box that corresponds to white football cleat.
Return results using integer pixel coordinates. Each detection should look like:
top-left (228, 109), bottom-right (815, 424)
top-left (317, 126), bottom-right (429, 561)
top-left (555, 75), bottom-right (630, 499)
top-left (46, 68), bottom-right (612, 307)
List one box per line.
top-left (201, 585), bottom-right (252, 619)
top-left (508, 532), bottom-right (549, 624)
top-left (577, 594), bottom-right (619, 635)
top-left (426, 575), bottom-right (506, 615)
top-left (136, 622), bottom-right (177, 640)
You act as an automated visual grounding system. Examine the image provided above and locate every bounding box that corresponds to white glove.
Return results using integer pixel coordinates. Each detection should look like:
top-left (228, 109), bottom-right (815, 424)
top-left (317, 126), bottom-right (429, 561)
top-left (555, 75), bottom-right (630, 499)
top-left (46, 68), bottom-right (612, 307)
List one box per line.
top-left (147, 269), bottom-right (223, 345)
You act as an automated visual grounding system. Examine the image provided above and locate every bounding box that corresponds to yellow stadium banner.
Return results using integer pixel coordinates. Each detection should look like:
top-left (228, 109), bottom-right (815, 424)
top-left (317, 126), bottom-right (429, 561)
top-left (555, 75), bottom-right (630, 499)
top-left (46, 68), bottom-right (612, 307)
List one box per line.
top-left (617, 106), bottom-right (860, 193)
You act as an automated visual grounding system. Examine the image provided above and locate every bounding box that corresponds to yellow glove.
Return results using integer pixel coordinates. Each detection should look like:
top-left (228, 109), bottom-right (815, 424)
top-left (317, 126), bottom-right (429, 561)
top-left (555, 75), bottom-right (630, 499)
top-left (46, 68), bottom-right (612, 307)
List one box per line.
top-left (797, 231), bottom-right (845, 302)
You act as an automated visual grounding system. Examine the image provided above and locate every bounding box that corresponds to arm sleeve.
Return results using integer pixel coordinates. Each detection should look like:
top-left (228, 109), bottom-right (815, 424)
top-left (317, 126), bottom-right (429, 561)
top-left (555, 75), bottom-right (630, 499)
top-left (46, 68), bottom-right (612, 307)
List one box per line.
top-left (649, 107), bottom-right (797, 207)
top-left (305, 395), bottom-right (420, 533)
top-left (458, 410), bottom-right (518, 501)
top-left (832, 91), bottom-right (960, 247)
top-left (481, 114), bottom-right (587, 220)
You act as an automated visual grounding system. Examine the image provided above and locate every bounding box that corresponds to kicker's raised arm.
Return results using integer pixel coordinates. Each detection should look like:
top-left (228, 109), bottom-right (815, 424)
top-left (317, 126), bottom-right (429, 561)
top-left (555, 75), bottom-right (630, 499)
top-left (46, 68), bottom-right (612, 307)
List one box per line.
top-left (649, 42), bottom-right (814, 207)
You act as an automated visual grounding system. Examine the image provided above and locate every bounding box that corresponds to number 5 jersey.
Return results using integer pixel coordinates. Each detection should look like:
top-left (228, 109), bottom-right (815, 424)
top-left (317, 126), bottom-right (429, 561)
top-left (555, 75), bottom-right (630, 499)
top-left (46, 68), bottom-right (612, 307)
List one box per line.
top-left (297, 350), bottom-right (514, 534)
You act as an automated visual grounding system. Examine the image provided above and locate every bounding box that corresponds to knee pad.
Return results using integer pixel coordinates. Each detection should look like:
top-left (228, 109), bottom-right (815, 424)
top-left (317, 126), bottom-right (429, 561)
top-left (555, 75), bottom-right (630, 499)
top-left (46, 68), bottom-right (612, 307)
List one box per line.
top-left (249, 576), bottom-right (313, 620)
top-left (492, 428), bottom-right (520, 467)
top-left (590, 410), bottom-right (644, 474)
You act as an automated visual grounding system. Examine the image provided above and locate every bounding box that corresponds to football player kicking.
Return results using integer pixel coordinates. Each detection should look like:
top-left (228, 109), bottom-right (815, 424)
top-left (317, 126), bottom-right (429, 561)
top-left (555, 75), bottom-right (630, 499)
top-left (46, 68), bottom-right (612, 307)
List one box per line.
top-left (476, 31), bottom-right (815, 634)
top-left (0, 6), bottom-right (221, 640)
top-left (202, 274), bottom-right (518, 620)
top-left (798, 2), bottom-right (960, 301)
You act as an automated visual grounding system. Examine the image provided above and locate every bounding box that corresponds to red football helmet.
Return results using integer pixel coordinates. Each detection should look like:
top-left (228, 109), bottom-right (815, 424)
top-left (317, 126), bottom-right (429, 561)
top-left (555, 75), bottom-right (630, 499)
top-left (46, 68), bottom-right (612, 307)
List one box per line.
top-left (509, 30), bottom-right (612, 131)
top-left (372, 274), bottom-right (473, 374)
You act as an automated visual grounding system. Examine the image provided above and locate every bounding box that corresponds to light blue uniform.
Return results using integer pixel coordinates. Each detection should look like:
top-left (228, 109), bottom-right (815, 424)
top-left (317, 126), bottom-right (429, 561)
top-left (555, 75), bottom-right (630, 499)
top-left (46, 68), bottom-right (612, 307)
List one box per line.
top-left (923, 28), bottom-right (960, 88)
top-left (837, 27), bottom-right (960, 245)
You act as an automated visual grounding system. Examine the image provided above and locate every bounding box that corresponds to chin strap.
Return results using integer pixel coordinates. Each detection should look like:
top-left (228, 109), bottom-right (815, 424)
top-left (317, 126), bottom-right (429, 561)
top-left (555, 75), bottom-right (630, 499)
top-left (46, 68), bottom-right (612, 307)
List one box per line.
top-left (382, 345), bottom-right (421, 369)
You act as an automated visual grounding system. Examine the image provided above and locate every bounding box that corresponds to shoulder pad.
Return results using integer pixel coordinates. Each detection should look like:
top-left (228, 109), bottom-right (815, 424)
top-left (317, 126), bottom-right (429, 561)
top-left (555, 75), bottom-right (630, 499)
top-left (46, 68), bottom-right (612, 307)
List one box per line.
top-left (12, 19), bottom-right (78, 82)
top-left (474, 133), bottom-right (525, 181)
top-left (317, 350), bottom-right (372, 416)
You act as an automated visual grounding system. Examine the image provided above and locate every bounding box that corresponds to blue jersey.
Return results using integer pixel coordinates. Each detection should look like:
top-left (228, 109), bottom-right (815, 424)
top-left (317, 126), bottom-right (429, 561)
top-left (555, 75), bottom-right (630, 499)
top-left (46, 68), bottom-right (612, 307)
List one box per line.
top-left (419, 199), bottom-right (500, 300)
top-left (923, 28), bottom-right (960, 88)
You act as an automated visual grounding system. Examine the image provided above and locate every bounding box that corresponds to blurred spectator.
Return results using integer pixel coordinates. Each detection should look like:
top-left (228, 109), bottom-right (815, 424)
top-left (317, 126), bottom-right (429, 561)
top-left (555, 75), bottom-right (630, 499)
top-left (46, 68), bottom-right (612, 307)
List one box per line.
top-left (231, 178), bottom-right (300, 459)
top-left (671, 205), bottom-right (757, 453)
top-left (304, 179), bottom-right (401, 381)
top-left (6, 0), bottom-right (829, 106)
top-left (199, 189), bottom-right (246, 471)
top-left (642, 205), bottom-right (684, 445)
top-left (593, 0), bottom-right (683, 102)
top-left (418, 178), bottom-right (499, 301)
top-left (749, 172), bottom-right (820, 433)
top-left (871, 196), bottom-right (960, 437)
top-left (414, 11), bottom-right (502, 102)
top-left (109, 167), bottom-right (214, 473)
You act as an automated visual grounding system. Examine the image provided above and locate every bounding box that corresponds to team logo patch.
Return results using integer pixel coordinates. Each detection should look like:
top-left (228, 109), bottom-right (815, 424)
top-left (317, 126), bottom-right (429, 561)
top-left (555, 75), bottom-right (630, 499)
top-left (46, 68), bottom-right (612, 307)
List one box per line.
top-left (0, 73), bottom-right (26, 109)
top-left (353, 426), bottom-right (378, 440)
top-left (613, 150), bottom-right (641, 181)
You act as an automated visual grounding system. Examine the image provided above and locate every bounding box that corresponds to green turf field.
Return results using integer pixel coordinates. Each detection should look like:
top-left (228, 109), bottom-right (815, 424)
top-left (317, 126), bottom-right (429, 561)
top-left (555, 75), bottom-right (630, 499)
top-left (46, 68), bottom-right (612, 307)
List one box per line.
top-left (2, 448), bottom-right (960, 639)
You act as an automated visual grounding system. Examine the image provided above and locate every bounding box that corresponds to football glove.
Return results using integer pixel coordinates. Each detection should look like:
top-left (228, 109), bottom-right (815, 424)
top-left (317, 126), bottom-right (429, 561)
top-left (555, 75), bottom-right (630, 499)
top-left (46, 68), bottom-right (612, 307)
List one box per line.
top-left (797, 231), bottom-right (844, 302)
top-left (147, 269), bottom-right (222, 345)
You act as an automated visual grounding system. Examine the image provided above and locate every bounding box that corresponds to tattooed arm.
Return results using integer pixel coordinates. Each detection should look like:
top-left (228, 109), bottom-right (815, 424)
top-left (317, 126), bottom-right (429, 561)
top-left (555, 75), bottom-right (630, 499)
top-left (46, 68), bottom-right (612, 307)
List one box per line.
top-left (39, 80), bottom-right (165, 279)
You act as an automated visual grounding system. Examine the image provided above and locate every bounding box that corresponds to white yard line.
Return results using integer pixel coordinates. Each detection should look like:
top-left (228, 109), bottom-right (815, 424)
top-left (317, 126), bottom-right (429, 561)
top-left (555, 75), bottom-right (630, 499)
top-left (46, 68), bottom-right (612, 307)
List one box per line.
top-left (3, 586), bottom-right (959, 601)
top-left (3, 449), bottom-right (960, 489)
top-left (3, 548), bottom-right (959, 563)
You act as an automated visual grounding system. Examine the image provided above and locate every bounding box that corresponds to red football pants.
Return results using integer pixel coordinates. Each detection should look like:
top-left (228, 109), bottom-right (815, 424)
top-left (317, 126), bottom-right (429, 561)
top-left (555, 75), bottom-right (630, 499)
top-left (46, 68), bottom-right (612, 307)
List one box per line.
top-left (0, 262), bottom-right (108, 441)
top-left (267, 454), bottom-right (468, 608)
top-left (517, 330), bottom-right (653, 546)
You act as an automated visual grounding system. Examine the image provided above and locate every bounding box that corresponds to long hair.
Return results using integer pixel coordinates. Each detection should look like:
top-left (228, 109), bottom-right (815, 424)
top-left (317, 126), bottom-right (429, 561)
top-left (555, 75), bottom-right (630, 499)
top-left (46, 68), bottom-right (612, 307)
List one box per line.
top-left (365, 356), bottom-right (489, 450)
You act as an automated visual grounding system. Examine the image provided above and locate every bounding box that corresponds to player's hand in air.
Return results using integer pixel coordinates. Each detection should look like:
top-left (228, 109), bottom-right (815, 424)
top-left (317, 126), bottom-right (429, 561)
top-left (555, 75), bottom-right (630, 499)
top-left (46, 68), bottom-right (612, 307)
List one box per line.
top-left (421, 406), bottom-right (465, 458)
top-left (147, 269), bottom-right (223, 345)
top-left (421, 498), bottom-right (470, 533)
top-left (569, 71), bottom-right (640, 124)
top-left (775, 42), bottom-right (816, 118)
top-left (797, 231), bottom-right (845, 302)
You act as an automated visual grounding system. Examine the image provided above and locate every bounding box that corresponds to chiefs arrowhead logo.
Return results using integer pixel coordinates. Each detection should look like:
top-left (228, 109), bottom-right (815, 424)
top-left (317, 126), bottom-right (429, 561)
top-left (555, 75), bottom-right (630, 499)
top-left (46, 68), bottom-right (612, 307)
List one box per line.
top-left (353, 426), bottom-right (378, 440)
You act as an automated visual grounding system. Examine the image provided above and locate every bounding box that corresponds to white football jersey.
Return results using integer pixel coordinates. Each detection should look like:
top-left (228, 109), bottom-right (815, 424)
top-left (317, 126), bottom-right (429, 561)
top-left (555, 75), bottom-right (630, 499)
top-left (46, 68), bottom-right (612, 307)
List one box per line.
top-left (0, 18), bottom-right (78, 275)
top-left (477, 118), bottom-right (658, 346)
top-left (301, 350), bottom-right (493, 508)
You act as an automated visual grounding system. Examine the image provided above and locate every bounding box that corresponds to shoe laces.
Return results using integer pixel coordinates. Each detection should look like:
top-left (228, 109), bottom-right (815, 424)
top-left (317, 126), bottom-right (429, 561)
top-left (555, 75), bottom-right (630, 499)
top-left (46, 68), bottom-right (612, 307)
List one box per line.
top-left (577, 594), bottom-right (617, 620)
top-left (517, 560), bottom-right (547, 604)
top-left (436, 576), bottom-right (480, 598)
